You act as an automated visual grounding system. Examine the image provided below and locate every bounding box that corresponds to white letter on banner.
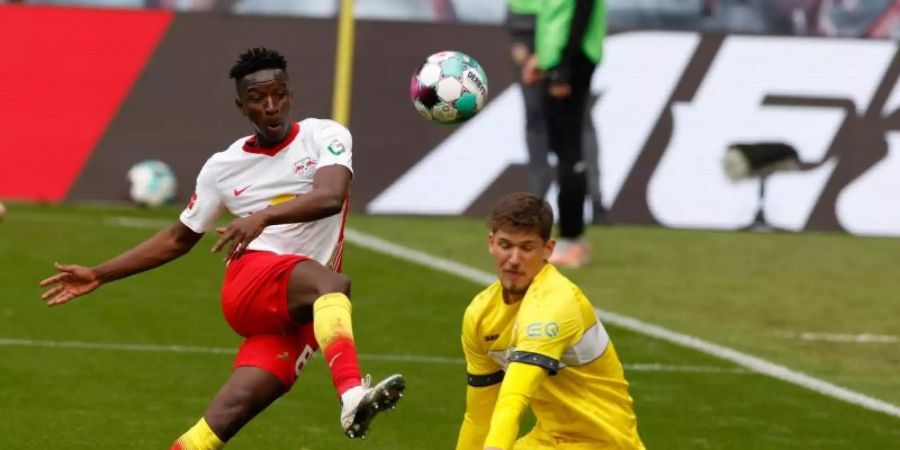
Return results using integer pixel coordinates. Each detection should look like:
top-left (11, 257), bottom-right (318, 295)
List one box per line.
top-left (590, 31), bottom-right (701, 209)
top-left (837, 132), bottom-right (900, 236)
top-left (648, 36), bottom-right (894, 230)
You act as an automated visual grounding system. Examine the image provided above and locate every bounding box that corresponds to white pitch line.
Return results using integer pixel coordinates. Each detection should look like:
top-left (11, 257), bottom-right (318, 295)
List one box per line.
top-left (0, 338), bottom-right (236, 354)
top-left (0, 338), bottom-right (746, 374)
top-left (777, 331), bottom-right (899, 344)
top-left (623, 363), bottom-right (748, 374)
top-left (15, 212), bottom-right (900, 417)
top-left (4, 212), bottom-right (173, 229)
top-left (0, 337), bottom-right (459, 363)
top-left (344, 229), bottom-right (900, 419)
top-left (344, 229), bottom-right (495, 285)
top-left (598, 312), bottom-right (900, 418)
top-left (104, 216), bottom-right (173, 228)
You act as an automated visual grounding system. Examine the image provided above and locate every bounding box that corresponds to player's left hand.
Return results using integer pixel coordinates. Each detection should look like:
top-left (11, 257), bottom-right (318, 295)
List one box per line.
top-left (548, 82), bottom-right (572, 99)
top-left (212, 214), bottom-right (267, 261)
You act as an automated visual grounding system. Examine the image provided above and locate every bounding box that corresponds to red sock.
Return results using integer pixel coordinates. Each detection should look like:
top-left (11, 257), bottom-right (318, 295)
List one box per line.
top-left (322, 337), bottom-right (362, 395)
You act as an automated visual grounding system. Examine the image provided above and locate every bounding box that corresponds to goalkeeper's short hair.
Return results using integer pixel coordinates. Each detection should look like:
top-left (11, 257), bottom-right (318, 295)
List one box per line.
top-left (487, 192), bottom-right (554, 241)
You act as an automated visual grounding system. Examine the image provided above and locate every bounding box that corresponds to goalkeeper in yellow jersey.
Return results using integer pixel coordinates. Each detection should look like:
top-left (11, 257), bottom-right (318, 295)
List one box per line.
top-left (456, 193), bottom-right (644, 450)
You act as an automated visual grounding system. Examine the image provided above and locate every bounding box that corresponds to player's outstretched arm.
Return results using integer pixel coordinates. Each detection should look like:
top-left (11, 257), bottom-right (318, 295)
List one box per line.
top-left (458, 306), bottom-right (504, 450)
top-left (456, 383), bottom-right (500, 450)
top-left (39, 221), bottom-right (203, 306)
top-left (212, 165), bottom-right (350, 261)
top-left (483, 362), bottom-right (548, 450)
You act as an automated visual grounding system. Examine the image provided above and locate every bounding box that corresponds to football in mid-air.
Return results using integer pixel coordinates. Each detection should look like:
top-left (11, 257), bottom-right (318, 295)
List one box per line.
top-left (127, 160), bottom-right (177, 207)
top-left (410, 50), bottom-right (488, 124)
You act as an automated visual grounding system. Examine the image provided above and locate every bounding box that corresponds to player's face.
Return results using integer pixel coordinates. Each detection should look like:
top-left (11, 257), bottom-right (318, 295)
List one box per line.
top-left (488, 225), bottom-right (554, 301)
top-left (236, 68), bottom-right (294, 146)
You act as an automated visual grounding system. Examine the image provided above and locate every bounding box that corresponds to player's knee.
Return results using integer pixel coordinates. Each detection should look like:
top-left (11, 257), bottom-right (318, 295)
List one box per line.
top-left (556, 163), bottom-right (587, 198)
top-left (557, 160), bottom-right (586, 181)
top-left (317, 272), bottom-right (351, 297)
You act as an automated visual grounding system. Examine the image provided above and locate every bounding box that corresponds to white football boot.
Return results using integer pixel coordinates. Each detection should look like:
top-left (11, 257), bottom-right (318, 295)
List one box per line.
top-left (340, 374), bottom-right (406, 439)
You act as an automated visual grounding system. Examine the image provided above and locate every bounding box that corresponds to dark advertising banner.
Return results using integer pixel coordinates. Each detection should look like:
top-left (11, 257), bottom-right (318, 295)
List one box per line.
top-left (1, 6), bottom-right (899, 237)
top-left (66, 12), bottom-right (341, 203)
top-left (378, 30), bottom-right (900, 237)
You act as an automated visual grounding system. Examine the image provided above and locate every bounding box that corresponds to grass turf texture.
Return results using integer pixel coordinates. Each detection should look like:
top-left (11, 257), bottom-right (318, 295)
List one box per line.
top-left (0, 202), bottom-right (898, 449)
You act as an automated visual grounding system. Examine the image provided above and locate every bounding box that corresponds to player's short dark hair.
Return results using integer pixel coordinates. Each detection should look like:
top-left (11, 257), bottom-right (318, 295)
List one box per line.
top-left (487, 192), bottom-right (554, 242)
top-left (229, 48), bottom-right (288, 83)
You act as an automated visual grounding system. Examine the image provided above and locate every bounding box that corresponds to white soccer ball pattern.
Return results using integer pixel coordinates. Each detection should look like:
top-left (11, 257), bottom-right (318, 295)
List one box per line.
top-left (410, 50), bottom-right (488, 124)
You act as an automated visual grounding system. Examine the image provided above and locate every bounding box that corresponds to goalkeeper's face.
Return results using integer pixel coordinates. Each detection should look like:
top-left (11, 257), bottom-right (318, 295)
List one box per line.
top-left (488, 225), bottom-right (555, 301)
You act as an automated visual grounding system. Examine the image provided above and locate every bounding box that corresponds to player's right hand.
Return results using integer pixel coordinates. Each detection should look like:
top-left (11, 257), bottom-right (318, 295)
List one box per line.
top-left (39, 263), bottom-right (101, 307)
top-left (521, 55), bottom-right (542, 86)
top-left (211, 214), bottom-right (267, 262)
top-left (511, 43), bottom-right (531, 67)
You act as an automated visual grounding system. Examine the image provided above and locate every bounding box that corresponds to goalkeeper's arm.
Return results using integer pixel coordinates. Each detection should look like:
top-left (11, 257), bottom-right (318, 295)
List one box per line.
top-left (456, 379), bottom-right (501, 450)
top-left (483, 362), bottom-right (548, 450)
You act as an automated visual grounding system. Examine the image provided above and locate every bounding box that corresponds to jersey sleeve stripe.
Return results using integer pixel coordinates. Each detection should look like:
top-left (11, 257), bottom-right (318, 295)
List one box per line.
top-left (467, 370), bottom-right (505, 387)
top-left (510, 351), bottom-right (560, 375)
top-left (327, 194), bottom-right (351, 272)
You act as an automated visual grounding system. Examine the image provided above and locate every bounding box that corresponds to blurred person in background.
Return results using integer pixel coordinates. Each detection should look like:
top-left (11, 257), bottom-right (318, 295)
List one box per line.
top-left (518, 0), bottom-right (606, 269)
top-left (759, 0), bottom-right (838, 35)
top-left (506, 0), bottom-right (607, 227)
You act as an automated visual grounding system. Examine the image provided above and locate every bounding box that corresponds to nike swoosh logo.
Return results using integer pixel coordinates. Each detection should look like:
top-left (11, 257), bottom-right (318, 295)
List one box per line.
top-left (234, 185), bottom-right (252, 196)
top-left (328, 352), bottom-right (343, 368)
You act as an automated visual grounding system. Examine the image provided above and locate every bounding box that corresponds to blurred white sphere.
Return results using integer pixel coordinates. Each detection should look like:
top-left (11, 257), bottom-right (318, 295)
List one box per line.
top-left (127, 160), bottom-right (177, 207)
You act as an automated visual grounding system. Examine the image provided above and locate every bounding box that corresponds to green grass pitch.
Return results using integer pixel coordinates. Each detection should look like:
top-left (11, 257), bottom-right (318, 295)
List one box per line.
top-left (0, 203), bottom-right (898, 449)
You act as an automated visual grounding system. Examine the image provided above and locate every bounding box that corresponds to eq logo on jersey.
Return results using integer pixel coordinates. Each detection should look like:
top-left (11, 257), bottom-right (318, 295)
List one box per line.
top-left (526, 321), bottom-right (559, 338)
top-left (293, 157), bottom-right (317, 178)
top-left (544, 322), bottom-right (559, 338)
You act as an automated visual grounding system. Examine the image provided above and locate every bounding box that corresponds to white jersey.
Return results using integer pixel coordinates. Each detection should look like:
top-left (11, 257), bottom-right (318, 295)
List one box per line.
top-left (180, 118), bottom-right (353, 268)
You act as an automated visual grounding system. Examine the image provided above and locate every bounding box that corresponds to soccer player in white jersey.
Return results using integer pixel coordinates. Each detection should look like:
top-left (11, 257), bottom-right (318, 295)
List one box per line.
top-left (456, 193), bottom-right (643, 450)
top-left (39, 48), bottom-right (404, 449)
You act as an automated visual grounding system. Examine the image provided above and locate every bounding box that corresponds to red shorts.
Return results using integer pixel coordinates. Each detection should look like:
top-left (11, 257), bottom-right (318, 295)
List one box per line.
top-left (222, 250), bottom-right (318, 389)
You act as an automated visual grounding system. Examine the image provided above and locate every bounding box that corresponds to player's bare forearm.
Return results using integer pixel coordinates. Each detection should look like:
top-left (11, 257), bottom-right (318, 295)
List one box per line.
top-left (93, 221), bottom-right (202, 283)
top-left (259, 187), bottom-right (344, 225)
top-left (41, 221), bottom-right (201, 306)
top-left (259, 165), bottom-right (350, 225)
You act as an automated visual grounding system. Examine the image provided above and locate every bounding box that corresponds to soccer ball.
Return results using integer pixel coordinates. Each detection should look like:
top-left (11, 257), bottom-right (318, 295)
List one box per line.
top-left (127, 160), bottom-right (177, 207)
top-left (410, 50), bottom-right (488, 124)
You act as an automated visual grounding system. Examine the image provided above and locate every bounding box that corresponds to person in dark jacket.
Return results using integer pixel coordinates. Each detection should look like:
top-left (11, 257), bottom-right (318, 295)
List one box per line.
top-left (518, 0), bottom-right (606, 268)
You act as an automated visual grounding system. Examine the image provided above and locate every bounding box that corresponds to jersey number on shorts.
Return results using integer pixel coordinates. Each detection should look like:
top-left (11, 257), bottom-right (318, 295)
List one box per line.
top-left (295, 345), bottom-right (316, 377)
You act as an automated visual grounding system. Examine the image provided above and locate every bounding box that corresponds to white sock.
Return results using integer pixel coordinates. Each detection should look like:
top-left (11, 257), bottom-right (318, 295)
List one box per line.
top-left (341, 385), bottom-right (365, 405)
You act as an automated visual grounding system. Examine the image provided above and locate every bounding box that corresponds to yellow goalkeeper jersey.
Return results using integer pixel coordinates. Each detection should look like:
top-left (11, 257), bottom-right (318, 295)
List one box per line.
top-left (459, 264), bottom-right (643, 449)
